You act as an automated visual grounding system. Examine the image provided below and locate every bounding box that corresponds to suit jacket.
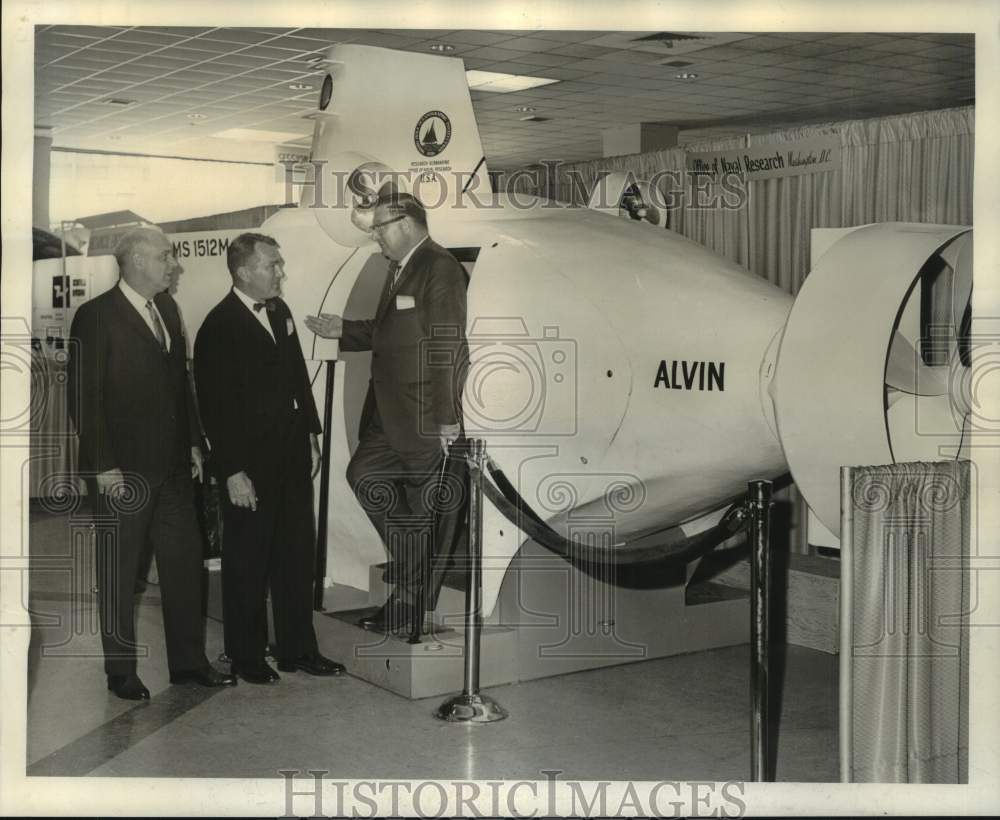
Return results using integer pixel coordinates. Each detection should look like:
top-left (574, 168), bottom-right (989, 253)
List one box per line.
top-left (68, 285), bottom-right (199, 485)
top-left (340, 239), bottom-right (468, 453)
top-left (193, 291), bottom-right (321, 483)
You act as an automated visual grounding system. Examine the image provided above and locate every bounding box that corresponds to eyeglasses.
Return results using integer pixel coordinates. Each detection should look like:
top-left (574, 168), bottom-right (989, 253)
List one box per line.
top-left (368, 215), bottom-right (406, 233)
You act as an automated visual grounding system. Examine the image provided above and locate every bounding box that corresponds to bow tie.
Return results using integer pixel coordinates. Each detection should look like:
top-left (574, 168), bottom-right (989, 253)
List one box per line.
top-left (253, 300), bottom-right (276, 313)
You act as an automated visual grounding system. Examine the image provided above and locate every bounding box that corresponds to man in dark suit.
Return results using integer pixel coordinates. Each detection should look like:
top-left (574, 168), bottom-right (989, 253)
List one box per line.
top-left (68, 228), bottom-right (235, 700)
top-left (305, 193), bottom-right (468, 631)
top-left (194, 233), bottom-right (344, 684)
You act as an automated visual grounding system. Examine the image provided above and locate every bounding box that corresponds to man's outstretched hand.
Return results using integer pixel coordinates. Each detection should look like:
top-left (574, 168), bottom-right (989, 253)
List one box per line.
top-left (304, 314), bottom-right (343, 339)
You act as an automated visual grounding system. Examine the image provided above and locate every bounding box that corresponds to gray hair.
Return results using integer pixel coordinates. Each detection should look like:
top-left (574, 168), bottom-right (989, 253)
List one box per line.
top-left (113, 227), bottom-right (166, 272)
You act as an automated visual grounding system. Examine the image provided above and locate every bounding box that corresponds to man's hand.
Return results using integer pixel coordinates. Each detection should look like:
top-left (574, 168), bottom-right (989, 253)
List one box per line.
top-left (310, 434), bottom-right (322, 478)
top-left (304, 313), bottom-right (344, 339)
top-left (227, 470), bottom-right (257, 511)
top-left (438, 423), bottom-right (461, 455)
top-left (191, 446), bottom-right (204, 482)
top-left (96, 468), bottom-right (126, 498)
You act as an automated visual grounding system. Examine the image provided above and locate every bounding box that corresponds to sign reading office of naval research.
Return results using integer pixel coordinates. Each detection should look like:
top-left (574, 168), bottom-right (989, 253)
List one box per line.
top-left (686, 135), bottom-right (841, 181)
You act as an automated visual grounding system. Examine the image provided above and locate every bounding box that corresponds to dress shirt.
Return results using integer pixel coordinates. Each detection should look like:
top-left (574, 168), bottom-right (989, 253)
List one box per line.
top-left (392, 235), bottom-right (429, 287)
top-left (232, 286), bottom-right (275, 342)
top-left (118, 278), bottom-right (171, 352)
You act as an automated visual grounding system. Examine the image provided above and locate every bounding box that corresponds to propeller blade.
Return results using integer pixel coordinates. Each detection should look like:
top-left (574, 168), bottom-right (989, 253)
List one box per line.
top-left (886, 392), bottom-right (965, 462)
top-left (885, 330), bottom-right (949, 395)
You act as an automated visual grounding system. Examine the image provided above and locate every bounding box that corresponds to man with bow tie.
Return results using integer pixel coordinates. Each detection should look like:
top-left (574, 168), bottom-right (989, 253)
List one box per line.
top-left (194, 232), bottom-right (344, 683)
top-left (68, 228), bottom-right (234, 700)
top-left (305, 193), bottom-right (468, 632)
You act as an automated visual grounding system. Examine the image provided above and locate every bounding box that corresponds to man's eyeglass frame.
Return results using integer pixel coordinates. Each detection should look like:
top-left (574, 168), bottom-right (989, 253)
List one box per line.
top-left (368, 215), bottom-right (406, 233)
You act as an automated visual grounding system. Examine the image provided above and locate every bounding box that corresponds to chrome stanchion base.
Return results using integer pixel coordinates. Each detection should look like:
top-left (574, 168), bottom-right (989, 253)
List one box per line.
top-left (434, 693), bottom-right (508, 723)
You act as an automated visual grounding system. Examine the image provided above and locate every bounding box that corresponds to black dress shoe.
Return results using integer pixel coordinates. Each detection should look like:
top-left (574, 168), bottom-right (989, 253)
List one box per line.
top-left (360, 598), bottom-right (419, 632)
top-left (277, 652), bottom-right (345, 676)
top-left (230, 660), bottom-right (280, 684)
top-left (358, 597), bottom-right (404, 631)
top-left (107, 673), bottom-right (150, 701)
top-left (170, 666), bottom-right (237, 687)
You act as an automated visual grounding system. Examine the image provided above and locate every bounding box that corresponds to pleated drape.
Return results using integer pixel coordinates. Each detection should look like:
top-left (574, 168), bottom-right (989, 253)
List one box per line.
top-left (841, 461), bottom-right (970, 783)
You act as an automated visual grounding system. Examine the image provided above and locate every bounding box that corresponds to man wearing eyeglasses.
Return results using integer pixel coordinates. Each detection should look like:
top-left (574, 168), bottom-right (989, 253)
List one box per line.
top-left (305, 193), bottom-right (468, 632)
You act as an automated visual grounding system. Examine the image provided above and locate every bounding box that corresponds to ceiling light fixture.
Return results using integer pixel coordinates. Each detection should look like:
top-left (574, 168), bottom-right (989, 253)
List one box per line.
top-left (515, 106), bottom-right (536, 113)
top-left (674, 72), bottom-right (699, 80)
top-left (288, 83), bottom-right (313, 91)
top-left (429, 43), bottom-right (455, 53)
top-left (100, 98), bottom-right (136, 106)
top-left (186, 113), bottom-right (208, 119)
top-left (213, 127), bottom-right (312, 143)
top-left (466, 70), bottom-right (559, 93)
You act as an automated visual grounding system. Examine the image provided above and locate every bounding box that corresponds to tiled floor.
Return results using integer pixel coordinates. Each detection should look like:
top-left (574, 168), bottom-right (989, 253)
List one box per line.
top-left (24, 507), bottom-right (839, 781)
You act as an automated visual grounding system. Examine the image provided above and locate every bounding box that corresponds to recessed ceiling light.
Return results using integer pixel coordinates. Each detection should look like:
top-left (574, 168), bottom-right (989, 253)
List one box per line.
top-left (213, 127), bottom-right (312, 143)
top-left (429, 43), bottom-right (455, 53)
top-left (289, 83), bottom-right (313, 91)
top-left (674, 72), bottom-right (699, 80)
top-left (107, 135), bottom-right (122, 141)
top-left (466, 70), bottom-right (559, 93)
top-left (186, 113), bottom-right (208, 119)
top-left (515, 106), bottom-right (536, 113)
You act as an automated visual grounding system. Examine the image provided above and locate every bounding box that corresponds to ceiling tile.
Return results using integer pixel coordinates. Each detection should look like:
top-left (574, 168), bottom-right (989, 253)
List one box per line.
top-left (35, 26), bottom-right (976, 171)
top-left (548, 43), bottom-right (619, 59)
top-left (914, 44), bottom-right (975, 61)
top-left (733, 35), bottom-right (798, 52)
top-left (723, 49), bottom-right (798, 66)
top-left (777, 41), bottom-right (850, 58)
top-left (862, 37), bottom-right (943, 55)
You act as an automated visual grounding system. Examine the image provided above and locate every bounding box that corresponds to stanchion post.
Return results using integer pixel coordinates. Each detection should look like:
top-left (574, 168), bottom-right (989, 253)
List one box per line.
top-left (435, 439), bottom-right (507, 723)
top-left (313, 360), bottom-right (336, 611)
top-left (749, 479), bottom-right (773, 782)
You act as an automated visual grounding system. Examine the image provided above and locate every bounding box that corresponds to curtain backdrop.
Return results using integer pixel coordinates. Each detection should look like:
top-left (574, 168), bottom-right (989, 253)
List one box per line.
top-left (841, 460), bottom-right (970, 783)
top-left (500, 107), bottom-right (974, 554)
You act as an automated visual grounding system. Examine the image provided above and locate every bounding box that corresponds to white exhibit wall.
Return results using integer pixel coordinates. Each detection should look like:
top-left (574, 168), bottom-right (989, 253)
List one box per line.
top-left (47, 150), bottom-right (290, 228)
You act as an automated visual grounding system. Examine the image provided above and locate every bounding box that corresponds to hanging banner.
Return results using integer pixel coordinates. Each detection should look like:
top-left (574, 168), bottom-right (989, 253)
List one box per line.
top-left (686, 136), bottom-right (841, 181)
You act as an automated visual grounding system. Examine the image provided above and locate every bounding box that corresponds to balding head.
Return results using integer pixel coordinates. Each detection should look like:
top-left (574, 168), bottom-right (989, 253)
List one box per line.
top-left (113, 228), bottom-right (175, 299)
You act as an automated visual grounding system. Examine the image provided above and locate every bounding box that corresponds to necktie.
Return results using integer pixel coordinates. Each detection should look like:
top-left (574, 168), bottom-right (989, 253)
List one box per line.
top-left (253, 300), bottom-right (275, 312)
top-left (145, 300), bottom-right (167, 352)
top-left (389, 262), bottom-right (401, 288)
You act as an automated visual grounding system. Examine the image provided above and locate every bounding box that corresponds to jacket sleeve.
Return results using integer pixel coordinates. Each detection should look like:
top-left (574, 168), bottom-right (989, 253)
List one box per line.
top-left (68, 301), bottom-right (119, 473)
top-left (340, 318), bottom-right (375, 352)
top-left (419, 253), bottom-right (468, 427)
top-left (193, 317), bottom-right (245, 481)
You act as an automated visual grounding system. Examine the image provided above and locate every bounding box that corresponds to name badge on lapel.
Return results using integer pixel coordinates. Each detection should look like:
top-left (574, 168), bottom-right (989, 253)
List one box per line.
top-left (396, 295), bottom-right (416, 311)
top-left (286, 317), bottom-right (295, 336)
